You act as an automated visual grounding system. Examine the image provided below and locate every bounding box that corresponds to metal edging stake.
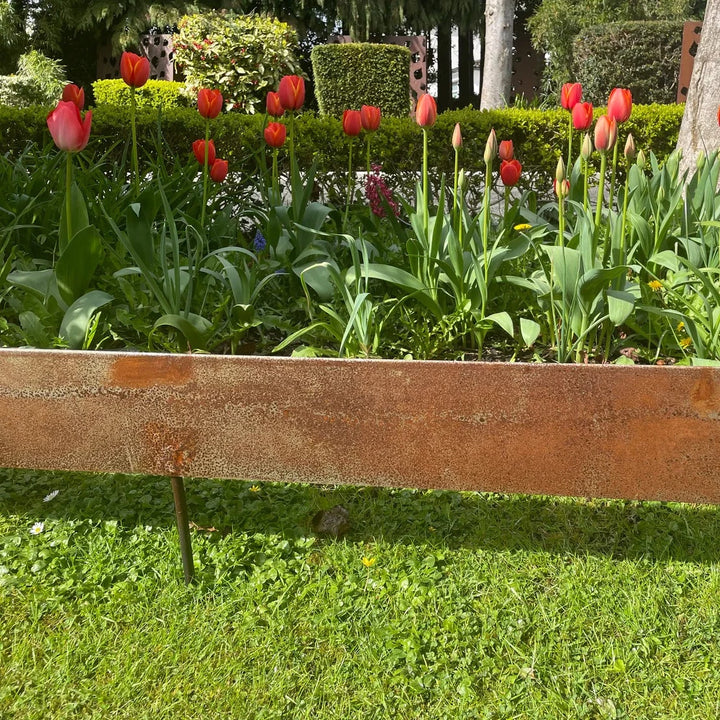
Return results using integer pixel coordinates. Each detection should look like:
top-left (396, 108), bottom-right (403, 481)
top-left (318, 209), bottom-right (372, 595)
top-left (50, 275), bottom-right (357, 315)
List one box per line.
top-left (170, 476), bottom-right (195, 584)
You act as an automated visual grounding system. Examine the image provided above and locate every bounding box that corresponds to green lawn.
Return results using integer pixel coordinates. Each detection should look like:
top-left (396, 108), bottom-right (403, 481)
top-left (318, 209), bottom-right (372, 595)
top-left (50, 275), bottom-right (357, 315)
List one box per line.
top-left (2, 468), bottom-right (720, 719)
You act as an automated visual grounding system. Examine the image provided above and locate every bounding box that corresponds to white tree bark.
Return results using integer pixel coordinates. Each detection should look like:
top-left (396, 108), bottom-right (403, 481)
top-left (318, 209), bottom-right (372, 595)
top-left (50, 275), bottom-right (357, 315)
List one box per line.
top-left (480, 0), bottom-right (516, 110)
top-left (677, 0), bottom-right (720, 177)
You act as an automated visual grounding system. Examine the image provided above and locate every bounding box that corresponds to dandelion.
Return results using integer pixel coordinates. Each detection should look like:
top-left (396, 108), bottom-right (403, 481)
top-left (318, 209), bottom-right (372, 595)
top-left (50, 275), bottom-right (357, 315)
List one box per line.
top-left (362, 556), bottom-right (376, 568)
top-left (648, 280), bottom-right (663, 291)
top-left (514, 223), bottom-right (531, 231)
top-left (249, 485), bottom-right (261, 493)
top-left (30, 522), bottom-right (44, 535)
top-left (680, 337), bottom-right (692, 349)
top-left (677, 321), bottom-right (685, 333)
top-left (43, 490), bottom-right (59, 502)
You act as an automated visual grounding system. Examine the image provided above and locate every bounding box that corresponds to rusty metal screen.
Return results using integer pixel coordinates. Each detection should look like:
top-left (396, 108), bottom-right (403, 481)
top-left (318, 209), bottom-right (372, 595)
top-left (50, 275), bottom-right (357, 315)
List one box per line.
top-left (1, 349), bottom-right (719, 504)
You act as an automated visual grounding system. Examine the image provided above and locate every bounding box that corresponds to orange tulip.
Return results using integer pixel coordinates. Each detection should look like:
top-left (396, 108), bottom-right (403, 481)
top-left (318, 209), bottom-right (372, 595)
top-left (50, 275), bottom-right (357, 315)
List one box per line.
top-left (415, 94), bottom-right (437, 127)
top-left (572, 102), bottom-right (593, 131)
top-left (46, 101), bottom-right (92, 152)
top-left (61, 83), bottom-right (84, 110)
top-left (192, 139), bottom-right (216, 166)
top-left (342, 109), bottom-right (362, 136)
top-left (500, 159), bottom-right (522, 186)
top-left (560, 83), bottom-right (582, 111)
top-left (278, 75), bottom-right (305, 111)
top-left (120, 52), bottom-right (150, 89)
top-left (360, 105), bottom-right (381, 132)
top-left (264, 122), bottom-right (287, 148)
top-left (607, 88), bottom-right (632, 123)
top-left (594, 114), bottom-right (618, 152)
top-left (197, 88), bottom-right (223, 119)
top-left (210, 158), bottom-right (228, 182)
top-left (266, 91), bottom-right (284, 117)
top-left (498, 140), bottom-right (514, 161)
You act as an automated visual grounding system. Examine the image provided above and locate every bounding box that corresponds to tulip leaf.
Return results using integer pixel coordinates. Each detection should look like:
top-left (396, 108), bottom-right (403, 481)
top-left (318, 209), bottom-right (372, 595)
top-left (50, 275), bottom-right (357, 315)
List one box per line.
top-left (7, 268), bottom-right (63, 306)
top-left (485, 311), bottom-right (514, 338)
top-left (59, 290), bottom-right (114, 349)
top-left (58, 182), bottom-right (89, 254)
top-left (125, 203), bottom-right (156, 270)
top-left (520, 317), bottom-right (541, 347)
top-left (55, 224), bottom-right (103, 305)
top-left (151, 313), bottom-right (212, 351)
top-left (607, 289), bottom-right (636, 326)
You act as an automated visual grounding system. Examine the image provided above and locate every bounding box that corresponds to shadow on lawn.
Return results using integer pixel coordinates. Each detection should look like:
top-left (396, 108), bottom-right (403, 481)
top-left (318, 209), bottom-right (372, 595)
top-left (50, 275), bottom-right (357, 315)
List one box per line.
top-left (2, 466), bottom-right (720, 564)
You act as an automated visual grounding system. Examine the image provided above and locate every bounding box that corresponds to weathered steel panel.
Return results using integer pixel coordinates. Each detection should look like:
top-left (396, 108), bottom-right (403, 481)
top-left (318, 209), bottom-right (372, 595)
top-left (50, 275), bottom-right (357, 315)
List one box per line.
top-left (1, 349), bottom-right (719, 504)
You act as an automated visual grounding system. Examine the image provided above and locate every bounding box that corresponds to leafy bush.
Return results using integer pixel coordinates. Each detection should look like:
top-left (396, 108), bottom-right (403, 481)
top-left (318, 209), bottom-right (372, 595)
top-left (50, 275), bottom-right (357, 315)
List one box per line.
top-left (0, 51), bottom-right (67, 108)
top-left (573, 21), bottom-right (684, 105)
top-left (92, 79), bottom-right (189, 109)
top-left (173, 12), bottom-right (303, 113)
top-left (311, 43), bottom-right (411, 118)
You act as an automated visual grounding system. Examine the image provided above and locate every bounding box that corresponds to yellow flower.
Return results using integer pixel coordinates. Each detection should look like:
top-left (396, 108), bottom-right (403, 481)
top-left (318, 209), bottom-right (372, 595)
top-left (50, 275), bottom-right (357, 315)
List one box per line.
top-left (513, 223), bottom-right (532, 231)
top-left (677, 321), bottom-right (685, 333)
top-left (362, 556), bottom-right (376, 568)
top-left (249, 485), bottom-right (261, 492)
top-left (680, 337), bottom-right (692, 349)
top-left (647, 280), bottom-right (663, 291)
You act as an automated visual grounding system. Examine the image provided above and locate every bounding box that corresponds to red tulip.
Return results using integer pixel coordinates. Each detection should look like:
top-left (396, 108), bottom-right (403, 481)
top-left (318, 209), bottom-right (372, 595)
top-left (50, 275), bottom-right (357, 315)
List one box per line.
top-left (61, 83), bottom-right (84, 110)
top-left (210, 158), bottom-right (228, 182)
top-left (717, 105), bottom-right (720, 127)
top-left (554, 178), bottom-right (570, 198)
top-left (572, 101), bottom-right (593, 131)
top-left (498, 140), bottom-right (514, 161)
top-left (278, 75), bottom-right (305, 111)
top-left (594, 114), bottom-right (618, 152)
top-left (46, 101), bottom-right (92, 153)
top-left (342, 109), bottom-right (362, 136)
top-left (266, 91), bottom-right (284, 117)
top-left (500, 159), bottom-right (522, 186)
top-left (415, 93), bottom-right (437, 127)
top-left (360, 105), bottom-right (381, 132)
top-left (560, 83), bottom-right (582, 111)
top-left (192, 139), bottom-right (216, 166)
top-left (120, 52), bottom-right (151, 89)
top-left (197, 88), bottom-right (223, 119)
top-left (607, 88), bottom-right (632, 123)
top-left (264, 122), bottom-right (287, 148)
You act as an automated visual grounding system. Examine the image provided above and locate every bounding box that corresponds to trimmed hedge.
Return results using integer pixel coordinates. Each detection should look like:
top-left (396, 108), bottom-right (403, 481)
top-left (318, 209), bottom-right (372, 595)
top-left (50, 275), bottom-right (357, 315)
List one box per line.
top-left (0, 103), bottom-right (684, 184)
top-left (92, 79), bottom-right (190, 109)
top-left (573, 21), bottom-right (684, 105)
top-left (312, 43), bottom-right (411, 118)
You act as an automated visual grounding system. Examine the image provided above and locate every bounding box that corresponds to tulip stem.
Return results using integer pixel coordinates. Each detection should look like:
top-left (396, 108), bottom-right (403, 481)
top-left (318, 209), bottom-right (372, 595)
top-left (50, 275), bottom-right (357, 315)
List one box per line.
top-left (272, 148), bottom-right (279, 203)
top-left (365, 136), bottom-right (371, 176)
top-left (608, 140), bottom-right (619, 211)
top-left (452, 145), bottom-right (459, 219)
top-left (130, 87), bottom-right (139, 197)
top-left (422, 128), bottom-right (429, 242)
top-left (567, 116), bottom-right (573, 173)
top-left (594, 151), bottom-right (608, 254)
top-left (201, 121), bottom-right (210, 230)
top-left (65, 151), bottom-right (73, 245)
top-left (344, 139), bottom-right (354, 230)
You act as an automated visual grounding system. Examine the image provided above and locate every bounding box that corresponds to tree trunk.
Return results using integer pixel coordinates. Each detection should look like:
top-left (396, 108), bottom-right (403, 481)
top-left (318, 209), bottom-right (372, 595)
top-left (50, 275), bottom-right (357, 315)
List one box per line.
top-left (480, 0), bottom-right (515, 110)
top-left (457, 30), bottom-right (476, 108)
top-left (677, 0), bottom-right (720, 177)
top-left (437, 25), bottom-right (452, 111)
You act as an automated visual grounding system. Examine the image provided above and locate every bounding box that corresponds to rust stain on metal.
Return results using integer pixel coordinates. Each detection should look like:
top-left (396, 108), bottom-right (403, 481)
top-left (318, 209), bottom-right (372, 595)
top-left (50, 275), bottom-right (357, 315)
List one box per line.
top-left (2, 349), bottom-right (720, 505)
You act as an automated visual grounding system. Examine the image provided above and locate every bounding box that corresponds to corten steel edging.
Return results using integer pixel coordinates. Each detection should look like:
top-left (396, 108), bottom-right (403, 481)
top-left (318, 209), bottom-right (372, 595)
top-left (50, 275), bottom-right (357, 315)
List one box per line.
top-left (1, 348), bottom-right (720, 504)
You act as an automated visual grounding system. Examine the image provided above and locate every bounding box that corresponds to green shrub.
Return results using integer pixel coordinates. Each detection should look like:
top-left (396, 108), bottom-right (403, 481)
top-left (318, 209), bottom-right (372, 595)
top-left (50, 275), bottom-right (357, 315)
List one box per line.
top-left (92, 79), bottom-right (189, 109)
top-left (573, 21), bottom-right (683, 105)
top-left (0, 51), bottom-right (66, 108)
top-left (173, 12), bottom-right (303, 113)
top-left (311, 43), bottom-right (411, 118)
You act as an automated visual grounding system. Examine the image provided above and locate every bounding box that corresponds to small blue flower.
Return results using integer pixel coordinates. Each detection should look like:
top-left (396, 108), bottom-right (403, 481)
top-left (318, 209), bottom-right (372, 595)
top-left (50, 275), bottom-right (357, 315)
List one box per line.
top-left (253, 230), bottom-right (267, 253)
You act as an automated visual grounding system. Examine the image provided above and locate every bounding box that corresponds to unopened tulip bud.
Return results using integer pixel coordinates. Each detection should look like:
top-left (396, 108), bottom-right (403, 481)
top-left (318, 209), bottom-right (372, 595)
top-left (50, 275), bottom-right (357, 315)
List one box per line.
top-left (581, 133), bottom-right (593, 161)
top-left (458, 168), bottom-right (466, 191)
top-left (452, 123), bottom-right (462, 150)
top-left (636, 149), bottom-right (646, 170)
top-left (624, 134), bottom-right (636, 162)
top-left (555, 156), bottom-right (566, 183)
top-left (484, 128), bottom-right (498, 166)
top-left (697, 151), bottom-right (706, 170)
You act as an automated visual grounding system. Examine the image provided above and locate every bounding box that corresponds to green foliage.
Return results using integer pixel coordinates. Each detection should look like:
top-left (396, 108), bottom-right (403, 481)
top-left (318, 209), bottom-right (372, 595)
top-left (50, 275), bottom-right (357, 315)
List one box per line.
top-left (528, 0), bottom-right (693, 95)
top-left (92, 79), bottom-right (190, 109)
top-left (573, 21), bottom-right (684, 105)
top-left (0, 51), bottom-right (67, 108)
top-left (174, 11), bottom-right (303, 114)
top-left (312, 43), bottom-right (411, 119)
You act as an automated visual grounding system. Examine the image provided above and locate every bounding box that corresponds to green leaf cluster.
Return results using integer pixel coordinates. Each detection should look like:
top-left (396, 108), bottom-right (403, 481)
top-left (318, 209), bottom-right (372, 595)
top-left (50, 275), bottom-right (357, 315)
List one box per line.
top-left (311, 43), bottom-right (411, 119)
top-left (573, 21), bottom-right (684, 105)
top-left (0, 51), bottom-right (67, 108)
top-left (173, 11), bottom-right (303, 114)
top-left (92, 79), bottom-right (190, 109)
